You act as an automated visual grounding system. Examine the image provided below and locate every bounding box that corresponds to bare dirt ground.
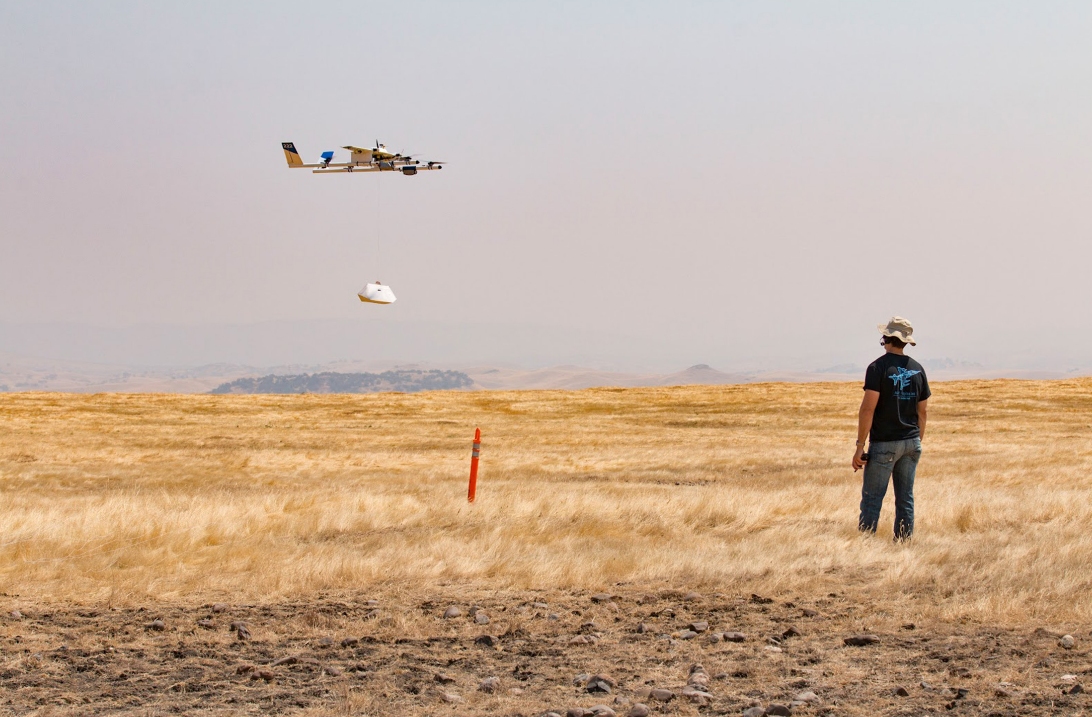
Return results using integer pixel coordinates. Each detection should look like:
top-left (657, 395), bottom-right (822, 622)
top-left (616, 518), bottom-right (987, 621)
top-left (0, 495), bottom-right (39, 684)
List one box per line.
top-left (2, 586), bottom-right (1089, 716)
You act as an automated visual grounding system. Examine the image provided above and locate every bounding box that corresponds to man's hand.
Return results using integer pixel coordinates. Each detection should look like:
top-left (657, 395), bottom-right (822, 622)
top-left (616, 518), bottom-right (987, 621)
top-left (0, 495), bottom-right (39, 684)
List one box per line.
top-left (852, 446), bottom-right (867, 472)
top-left (854, 390), bottom-right (879, 472)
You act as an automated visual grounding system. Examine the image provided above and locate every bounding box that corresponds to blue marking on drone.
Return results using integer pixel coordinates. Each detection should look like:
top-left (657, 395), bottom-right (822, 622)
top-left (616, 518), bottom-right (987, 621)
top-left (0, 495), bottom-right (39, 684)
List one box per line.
top-left (321, 150), bottom-right (335, 160)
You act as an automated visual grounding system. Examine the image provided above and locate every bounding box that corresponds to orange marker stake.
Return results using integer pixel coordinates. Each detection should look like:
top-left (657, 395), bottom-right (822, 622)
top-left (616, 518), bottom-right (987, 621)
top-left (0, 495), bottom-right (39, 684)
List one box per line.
top-left (467, 427), bottom-right (481, 503)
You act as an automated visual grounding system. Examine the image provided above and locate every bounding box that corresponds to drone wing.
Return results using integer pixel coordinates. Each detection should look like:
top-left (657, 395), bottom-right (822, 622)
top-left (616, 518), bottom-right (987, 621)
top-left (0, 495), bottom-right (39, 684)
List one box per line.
top-left (343, 145), bottom-right (374, 162)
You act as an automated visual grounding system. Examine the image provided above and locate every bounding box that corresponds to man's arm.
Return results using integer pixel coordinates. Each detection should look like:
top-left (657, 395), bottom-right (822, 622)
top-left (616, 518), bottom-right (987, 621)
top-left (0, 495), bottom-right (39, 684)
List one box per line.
top-left (917, 399), bottom-right (928, 441)
top-left (853, 390), bottom-right (880, 471)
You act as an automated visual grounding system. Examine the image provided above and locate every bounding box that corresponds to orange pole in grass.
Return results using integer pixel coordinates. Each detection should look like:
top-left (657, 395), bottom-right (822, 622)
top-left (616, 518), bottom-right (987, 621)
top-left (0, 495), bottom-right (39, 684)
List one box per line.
top-left (467, 427), bottom-right (481, 503)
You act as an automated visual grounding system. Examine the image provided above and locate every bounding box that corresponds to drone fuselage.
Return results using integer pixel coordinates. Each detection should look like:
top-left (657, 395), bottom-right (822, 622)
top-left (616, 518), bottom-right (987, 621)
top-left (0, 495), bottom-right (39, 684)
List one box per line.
top-left (280, 142), bottom-right (444, 175)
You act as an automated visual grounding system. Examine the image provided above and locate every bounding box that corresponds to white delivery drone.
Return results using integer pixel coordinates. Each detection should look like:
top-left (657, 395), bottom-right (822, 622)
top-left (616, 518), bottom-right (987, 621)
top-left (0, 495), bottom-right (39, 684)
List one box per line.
top-left (281, 141), bottom-right (446, 305)
top-left (281, 140), bottom-right (444, 175)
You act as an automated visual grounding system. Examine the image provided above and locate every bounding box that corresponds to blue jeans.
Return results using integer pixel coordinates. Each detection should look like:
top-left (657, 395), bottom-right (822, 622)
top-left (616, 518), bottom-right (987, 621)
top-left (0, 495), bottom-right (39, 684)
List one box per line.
top-left (859, 437), bottom-right (922, 540)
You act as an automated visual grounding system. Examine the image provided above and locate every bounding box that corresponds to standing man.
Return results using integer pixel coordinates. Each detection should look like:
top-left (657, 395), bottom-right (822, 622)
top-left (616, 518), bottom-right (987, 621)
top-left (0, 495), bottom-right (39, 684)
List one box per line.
top-left (852, 317), bottom-right (930, 541)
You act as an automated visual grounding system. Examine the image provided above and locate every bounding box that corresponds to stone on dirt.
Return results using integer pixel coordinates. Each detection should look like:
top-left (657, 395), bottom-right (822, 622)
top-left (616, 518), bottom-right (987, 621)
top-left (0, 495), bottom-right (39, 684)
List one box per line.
top-left (197, 619), bottom-right (214, 629)
top-left (742, 707), bottom-right (765, 717)
top-left (722, 631), bottom-right (746, 642)
top-left (340, 636), bottom-right (359, 647)
top-left (682, 687), bottom-right (710, 705)
top-left (591, 593), bottom-right (615, 603)
top-left (235, 663), bottom-right (255, 674)
top-left (586, 674), bottom-right (616, 693)
top-left (765, 704), bottom-right (791, 716)
top-left (230, 621), bottom-right (251, 640)
top-left (688, 621), bottom-right (709, 632)
top-left (475, 612), bottom-right (491, 625)
top-left (323, 665), bottom-right (342, 676)
top-left (475, 634), bottom-right (500, 647)
top-left (683, 591), bottom-right (702, 602)
top-left (435, 672), bottom-right (456, 683)
top-left (626, 704), bottom-right (650, 717)
top-left (438, 691), bottom-right (464, 703)
top-left (590, 706), bottom-right (616, 717)
top-left (9, 610), bottom-right (23, 620)
top-left (895, 686), bottom-right (910, 697)
top-left (271, 655), bottom-right (299, 666)
top-left (843, 634), bottom-right (880, 646)
top-left (648, 688), bottom-right (675, 702)
top-left (479, 676), bottom-right (500, 693)
top-left (147, 619), bottom-right (166, 631)
top-left (1061, 634), bottom-right (1076, 649)
top-left (443, 606), bottom-right (463, 619)
top-left (211, 603), bottom-right (228, 613)
top-left (253, 669), bottom-right (275, 682)
top-left (794, 691), bottom-right (819, 704)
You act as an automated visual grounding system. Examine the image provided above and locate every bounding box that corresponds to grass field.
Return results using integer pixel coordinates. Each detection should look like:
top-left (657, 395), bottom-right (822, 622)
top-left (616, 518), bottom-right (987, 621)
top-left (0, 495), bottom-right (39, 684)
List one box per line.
top-left (3, 379), bottom-right (1092, 618)
top-left (2, 380), bottom-right (1092, 715)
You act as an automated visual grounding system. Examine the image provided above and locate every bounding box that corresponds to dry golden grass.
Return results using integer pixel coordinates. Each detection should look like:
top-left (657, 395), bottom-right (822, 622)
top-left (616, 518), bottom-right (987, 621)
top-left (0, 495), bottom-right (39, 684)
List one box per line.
top-left (2, 379), bottom-right (1092, 621)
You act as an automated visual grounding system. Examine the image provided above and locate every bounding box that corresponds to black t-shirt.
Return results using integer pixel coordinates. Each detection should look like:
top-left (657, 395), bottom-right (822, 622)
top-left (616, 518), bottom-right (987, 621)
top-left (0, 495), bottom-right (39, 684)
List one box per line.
top-left (863, 353), bottom-right (931, 443)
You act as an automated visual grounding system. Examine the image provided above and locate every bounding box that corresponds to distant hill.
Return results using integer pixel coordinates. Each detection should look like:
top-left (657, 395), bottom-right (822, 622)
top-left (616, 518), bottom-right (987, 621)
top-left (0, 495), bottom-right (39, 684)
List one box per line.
top-left (209, 370), bottom-right (474, 395)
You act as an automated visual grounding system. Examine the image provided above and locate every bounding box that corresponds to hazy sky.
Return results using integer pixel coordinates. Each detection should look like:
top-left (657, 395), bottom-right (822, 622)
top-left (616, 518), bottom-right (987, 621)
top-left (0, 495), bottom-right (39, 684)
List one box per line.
top-left (2, 2), bottom-right (1090, 370)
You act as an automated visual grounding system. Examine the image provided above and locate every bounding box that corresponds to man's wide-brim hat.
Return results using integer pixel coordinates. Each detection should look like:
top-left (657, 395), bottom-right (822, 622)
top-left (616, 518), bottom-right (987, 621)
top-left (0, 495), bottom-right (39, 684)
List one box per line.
top-left (878, 316), bottom-right (917, 345)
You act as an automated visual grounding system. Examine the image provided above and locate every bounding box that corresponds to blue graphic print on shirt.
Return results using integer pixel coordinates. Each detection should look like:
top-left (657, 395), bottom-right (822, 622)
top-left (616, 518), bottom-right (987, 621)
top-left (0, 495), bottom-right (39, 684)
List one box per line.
top-left (890, 367), bottom-right (921, 400)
